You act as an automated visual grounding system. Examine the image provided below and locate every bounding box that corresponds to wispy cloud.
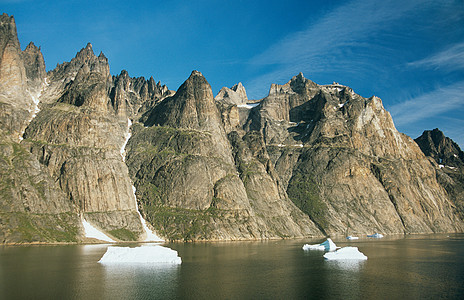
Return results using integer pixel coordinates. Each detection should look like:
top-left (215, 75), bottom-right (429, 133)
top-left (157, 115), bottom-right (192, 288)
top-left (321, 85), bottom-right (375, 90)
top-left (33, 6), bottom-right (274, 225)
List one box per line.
top-left (407, 42), bottom-right (464, 71)
top-left (245, 0), bottom-right (436, 98)
top-left (388, 81), bottom-right (464, 127)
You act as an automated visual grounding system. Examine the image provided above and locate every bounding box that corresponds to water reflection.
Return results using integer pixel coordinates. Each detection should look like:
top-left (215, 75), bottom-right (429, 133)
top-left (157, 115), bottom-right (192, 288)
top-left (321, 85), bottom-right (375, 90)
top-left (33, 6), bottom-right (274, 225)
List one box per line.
top-left (325, 259), bottom-right (366, 271)
top-left (100, 264), bottom-right (180, 299)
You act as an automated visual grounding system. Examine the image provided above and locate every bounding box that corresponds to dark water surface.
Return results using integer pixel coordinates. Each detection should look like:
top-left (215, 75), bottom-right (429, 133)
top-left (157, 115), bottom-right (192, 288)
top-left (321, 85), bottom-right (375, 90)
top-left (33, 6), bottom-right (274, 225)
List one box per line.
top-left (1, 234), bottom-right (463, 299)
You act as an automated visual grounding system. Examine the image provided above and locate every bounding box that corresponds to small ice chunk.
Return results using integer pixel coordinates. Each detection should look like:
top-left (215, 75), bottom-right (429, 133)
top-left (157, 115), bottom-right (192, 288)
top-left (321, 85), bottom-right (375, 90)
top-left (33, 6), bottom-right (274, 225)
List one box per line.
top-left (302, 238), bottom-right (338, 251)
top-left (367, 233), bottom-right (384, 238)
top-left (346, 236), bottom-right (359, 240)
top-left (98, 245), bottom-right (182, 264)
top-left (323, 247), bottom-right (367, 260)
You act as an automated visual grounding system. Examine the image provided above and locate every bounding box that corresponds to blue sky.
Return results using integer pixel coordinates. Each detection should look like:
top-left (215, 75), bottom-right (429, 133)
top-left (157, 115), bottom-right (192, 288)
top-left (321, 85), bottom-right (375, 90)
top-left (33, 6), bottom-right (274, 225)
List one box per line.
top-left (3, 0), bottom-right (464, 147)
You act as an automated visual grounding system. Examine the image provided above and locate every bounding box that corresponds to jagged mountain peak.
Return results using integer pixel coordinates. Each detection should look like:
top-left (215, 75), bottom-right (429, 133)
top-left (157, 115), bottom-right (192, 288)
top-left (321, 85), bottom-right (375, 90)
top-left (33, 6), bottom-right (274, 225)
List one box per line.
top-left (190, 69), bottom-right (203, 77)
top-left (74, 42), bottom-right (96, 62)
top-left (143, 70), bottom-right (219, 129)
top-left (268, 72), bottom-right (318, 96)
top-left (215, 82), bottom-right (248, 105)
top-left (0, 13), bottom-right (17, 34)
top-left (24, 41), bottom-right (40, 52)
top-left (415, 128), bottom-right (464, 167)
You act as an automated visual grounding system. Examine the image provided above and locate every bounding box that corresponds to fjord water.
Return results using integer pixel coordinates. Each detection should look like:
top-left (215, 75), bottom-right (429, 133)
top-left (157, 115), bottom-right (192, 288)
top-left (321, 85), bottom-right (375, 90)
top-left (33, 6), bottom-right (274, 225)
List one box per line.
top-left (1, 234), bottom-right (463, 299)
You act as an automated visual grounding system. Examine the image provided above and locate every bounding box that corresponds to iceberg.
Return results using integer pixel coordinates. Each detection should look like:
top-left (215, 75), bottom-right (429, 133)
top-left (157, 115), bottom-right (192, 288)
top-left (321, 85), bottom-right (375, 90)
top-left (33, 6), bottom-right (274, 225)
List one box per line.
top-left (367, 233), bottom-right (384, 238)
top-left (323, 247), bottom-right (367, 260)
top-left (98, 244), bottom-right (182, 264)
top-left (346, 236), bottom-right (359, 240)
top-left (302, 238), bottom-right (338, 251)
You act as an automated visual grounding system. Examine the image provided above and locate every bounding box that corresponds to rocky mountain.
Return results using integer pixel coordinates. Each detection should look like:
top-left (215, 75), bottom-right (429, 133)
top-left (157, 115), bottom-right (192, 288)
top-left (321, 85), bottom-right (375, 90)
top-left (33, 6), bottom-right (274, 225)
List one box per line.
top-left (1, 13), bottom-right (463, 243)
top-left (415, 129), bottom-right (464, 220)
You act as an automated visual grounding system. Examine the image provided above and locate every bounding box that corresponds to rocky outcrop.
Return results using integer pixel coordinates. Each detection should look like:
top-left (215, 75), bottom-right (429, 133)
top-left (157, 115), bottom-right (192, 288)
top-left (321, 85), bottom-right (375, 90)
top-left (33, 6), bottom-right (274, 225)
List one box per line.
top-left (215, 82), bottom-right (257, 134)
top-left (0, 13), bottom-right (44, 140)
top-left (415, 129), bottom-right (464, 220)
top-left (110, 70), bottom-right (173, 118)
top-left (215, 82), bottom-right (248, 105)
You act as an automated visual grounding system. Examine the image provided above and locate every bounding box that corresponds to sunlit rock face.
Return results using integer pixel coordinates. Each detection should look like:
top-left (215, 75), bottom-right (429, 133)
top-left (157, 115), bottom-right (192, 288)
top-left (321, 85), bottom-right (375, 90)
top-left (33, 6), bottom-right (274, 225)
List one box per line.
top-left (1, 13), bottom-right (463, 244)
top-left (415, 129), bottom-right (464, 221)
top-left (249, 73), bottom-right (463, 235)
top-left (127, 71), bottom-right (321, 241)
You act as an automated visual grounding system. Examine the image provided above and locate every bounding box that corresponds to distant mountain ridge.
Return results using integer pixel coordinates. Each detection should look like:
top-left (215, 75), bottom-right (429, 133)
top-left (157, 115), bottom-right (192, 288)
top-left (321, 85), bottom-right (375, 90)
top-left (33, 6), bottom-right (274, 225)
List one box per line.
top-left (1, 13), bottom-right (463, 243)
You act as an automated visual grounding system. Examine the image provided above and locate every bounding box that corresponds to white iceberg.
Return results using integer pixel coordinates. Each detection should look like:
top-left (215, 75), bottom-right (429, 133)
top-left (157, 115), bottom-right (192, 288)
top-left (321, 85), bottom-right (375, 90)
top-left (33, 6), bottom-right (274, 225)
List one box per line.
top-left (346, 236), bottom-right (359, 240)
top-left (302, 238), bottom-right (338, 251)
top-left (323, 247), bottom-right (367, 260)
top-left (98, 244), bottom-right (182, 264)
top-left (367, 233), bottom-right (384, 238)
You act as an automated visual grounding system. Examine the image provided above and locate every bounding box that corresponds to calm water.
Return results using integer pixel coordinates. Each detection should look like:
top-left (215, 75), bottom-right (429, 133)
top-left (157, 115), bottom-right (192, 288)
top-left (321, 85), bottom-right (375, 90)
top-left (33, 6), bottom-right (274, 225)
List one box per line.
top-left (1, 234), bottom-right (463, 299)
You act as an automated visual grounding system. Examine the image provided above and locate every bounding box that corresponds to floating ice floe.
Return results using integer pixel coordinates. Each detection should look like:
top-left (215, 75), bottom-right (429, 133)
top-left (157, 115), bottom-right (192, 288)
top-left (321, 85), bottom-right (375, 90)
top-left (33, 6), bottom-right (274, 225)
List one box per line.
top-left (367, 233), bottom-right (384, 238)
top-left (302, 238), bottom-right (338, 251)
top-left (323, 247), bottom-right (367, 260)
top-left (346, 236), bottom-right (359, 240)
top-left (98, 244), bottom-right (182, 264)
top-left (82, 218), bottom-right (115, 243)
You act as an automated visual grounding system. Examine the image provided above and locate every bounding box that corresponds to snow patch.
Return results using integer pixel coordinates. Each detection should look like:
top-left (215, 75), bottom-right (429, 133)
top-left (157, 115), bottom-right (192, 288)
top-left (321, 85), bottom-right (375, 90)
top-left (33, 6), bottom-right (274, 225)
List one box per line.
top-left (82, 218), bottom-right (115, 243)
top-left (237, 103), bottom-right (259, 109)
top-left (132, 185), bottom-right (163, 242)
top-left (439, 164), bottom-right (445, 168)
top-left (98, 244), bottom-right (181, 264)
top-left (19, 86), bottom-right (43, 141)
top-left (121, 118), bottom-right (132, 161)
top-left (323, 247), bottom-right (367, 260)
top-left (303, 238), bottom-right (338, 251)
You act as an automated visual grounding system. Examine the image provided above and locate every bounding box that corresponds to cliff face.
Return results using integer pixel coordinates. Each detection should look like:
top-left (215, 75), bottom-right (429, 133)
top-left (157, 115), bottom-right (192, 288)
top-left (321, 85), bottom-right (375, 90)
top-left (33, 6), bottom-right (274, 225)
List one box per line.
top-left (415, 129), bottom-right (464, 220)
top-left (249, 74), bottom-right (463, 235)
top-left (1, 13), bottom-right (463, 243)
